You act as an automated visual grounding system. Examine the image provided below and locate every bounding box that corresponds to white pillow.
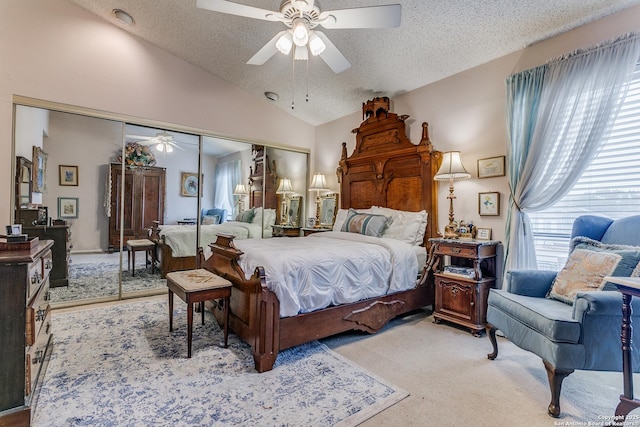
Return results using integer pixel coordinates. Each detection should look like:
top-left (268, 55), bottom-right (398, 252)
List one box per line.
top-left (370, 206), bottom-right (428, 246)
top-left (251, 207), bottom-right (277, 230)
top-left (332, 207), bottom-right (376, 231)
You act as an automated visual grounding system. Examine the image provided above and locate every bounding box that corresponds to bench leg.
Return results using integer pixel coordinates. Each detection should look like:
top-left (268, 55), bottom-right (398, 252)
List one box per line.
top-left (168, 290), bottom-right (174, 332)
top-left (223, 297), bottom-right (229, 348)
top-left (187, 302), bottom-right (193, 358)
top-left (131, 250), bottom-right (136, 277)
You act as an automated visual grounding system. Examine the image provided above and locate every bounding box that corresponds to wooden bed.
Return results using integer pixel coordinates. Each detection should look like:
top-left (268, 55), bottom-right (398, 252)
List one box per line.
top-left (150, 144), bottom-right (279, 278)
top-left (202, 98), bottom-right (442, 372)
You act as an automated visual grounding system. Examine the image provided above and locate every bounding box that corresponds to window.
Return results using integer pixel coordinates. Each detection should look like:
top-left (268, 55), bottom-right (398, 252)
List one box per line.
top-left (530, 64), bottom-right (640, 270)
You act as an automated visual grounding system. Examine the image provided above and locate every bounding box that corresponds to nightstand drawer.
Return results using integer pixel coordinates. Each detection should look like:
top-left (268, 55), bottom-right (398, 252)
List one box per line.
top-left (435, 245), bottom-right (478, 258)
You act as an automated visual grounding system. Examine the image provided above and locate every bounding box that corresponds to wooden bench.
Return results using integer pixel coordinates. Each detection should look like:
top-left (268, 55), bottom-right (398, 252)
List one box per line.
top-left (126, 238), bottom-right (156, 276)
top-left (166, 269), bottom-right (232, 358)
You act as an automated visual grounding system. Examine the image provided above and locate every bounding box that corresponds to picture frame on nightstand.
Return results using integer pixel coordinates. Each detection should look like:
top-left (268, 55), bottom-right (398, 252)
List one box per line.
top-left (476, 227), bottom-right (492, 240)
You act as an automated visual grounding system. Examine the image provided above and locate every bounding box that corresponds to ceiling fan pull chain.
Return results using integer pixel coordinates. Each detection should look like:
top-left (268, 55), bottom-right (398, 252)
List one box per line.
top-left (305, 58), bottom-right (309, 103)
top-left (291, 53), bottom-right (296, 110)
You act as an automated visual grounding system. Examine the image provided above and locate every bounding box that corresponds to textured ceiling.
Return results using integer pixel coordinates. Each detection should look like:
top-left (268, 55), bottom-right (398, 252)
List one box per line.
top-left (65, 0), bottom-right (640, 126)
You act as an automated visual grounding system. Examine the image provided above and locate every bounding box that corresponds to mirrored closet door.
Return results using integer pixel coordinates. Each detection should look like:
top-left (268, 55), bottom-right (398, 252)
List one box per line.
top-left (13, 99), bottom-right (309, 309)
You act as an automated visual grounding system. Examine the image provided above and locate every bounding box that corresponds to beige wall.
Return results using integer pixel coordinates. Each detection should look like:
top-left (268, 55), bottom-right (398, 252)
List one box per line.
top-left (315, 5), bottom-right (640, 244)
top-left (0, 0), bottom-right (314, 224)
top-left (3, 0), bottom-right (640, 245)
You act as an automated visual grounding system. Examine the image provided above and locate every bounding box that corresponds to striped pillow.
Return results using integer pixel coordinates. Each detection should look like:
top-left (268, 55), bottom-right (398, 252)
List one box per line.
top-left (341, 208), bottom-right (391, 237)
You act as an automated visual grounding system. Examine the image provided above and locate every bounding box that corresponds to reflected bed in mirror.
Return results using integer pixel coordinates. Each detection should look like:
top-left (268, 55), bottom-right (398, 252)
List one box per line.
top-left (319, 193), bottom-right (338, 227)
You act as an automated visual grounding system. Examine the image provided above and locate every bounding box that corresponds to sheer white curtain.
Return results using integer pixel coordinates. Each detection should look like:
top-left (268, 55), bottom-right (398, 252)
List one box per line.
top-left (503, 33), bottom-right (640, 285)
top-left (213, 160), bottom-right (241, 220)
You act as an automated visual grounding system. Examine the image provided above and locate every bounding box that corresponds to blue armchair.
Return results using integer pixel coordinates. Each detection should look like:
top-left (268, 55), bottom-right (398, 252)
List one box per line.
top-left (486, 214), bottom-right (640, 417)
top-left (201, 208), bottom-right (226, 224)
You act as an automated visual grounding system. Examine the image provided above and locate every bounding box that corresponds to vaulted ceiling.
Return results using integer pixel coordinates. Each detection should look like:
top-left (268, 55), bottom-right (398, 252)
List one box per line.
top-left (66, 0), bottom-right (640, 126)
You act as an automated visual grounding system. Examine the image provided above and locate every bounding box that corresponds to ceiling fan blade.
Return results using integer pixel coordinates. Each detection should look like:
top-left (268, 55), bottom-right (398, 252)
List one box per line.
top-left (314, 31), bottom-right (350, 74)
top-left (125, 134), bottom-right (154, 141)
top-left (196, 0), bottom-right (284, 22)
top-left (247, 31), bottom-right (287, 65)
top-left (318, 4), bottom-right (401, 29)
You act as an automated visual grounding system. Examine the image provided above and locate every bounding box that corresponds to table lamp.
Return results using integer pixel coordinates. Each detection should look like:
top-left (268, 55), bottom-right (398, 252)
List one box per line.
top-left (233, 184), bottom-right (249, 215)
top-left (308, 173), bottom-right (329, 227)
top-left (434, 151), bottom-right (470, 238)
top-left (276, 178), bottom-right (294, 225)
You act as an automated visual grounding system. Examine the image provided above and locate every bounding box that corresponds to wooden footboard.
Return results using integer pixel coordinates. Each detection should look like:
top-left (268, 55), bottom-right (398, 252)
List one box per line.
top-left (201, 234), bottom-right (434, 373)
top-left (150, 220), bottom-right (197, 278)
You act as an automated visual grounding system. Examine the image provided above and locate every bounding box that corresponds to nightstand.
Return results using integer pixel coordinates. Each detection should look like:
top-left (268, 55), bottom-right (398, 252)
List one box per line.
top-left (428, 238), bottom-right (500, 336)
top-left (301, 227), bottom-right (332, 236)
top-left (271, 225), bottom-right (301, 237)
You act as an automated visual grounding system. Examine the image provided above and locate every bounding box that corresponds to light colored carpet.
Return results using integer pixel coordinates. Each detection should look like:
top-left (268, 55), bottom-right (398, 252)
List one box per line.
top-left (33, 298), bottom-right (408, 426)
top-left (323, 311), bottom-right (636, 427)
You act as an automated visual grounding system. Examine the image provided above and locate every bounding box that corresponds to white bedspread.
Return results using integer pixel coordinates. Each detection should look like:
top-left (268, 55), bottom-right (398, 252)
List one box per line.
top-left (234, 231), bottom-right (420, 317)
top-left (160, 221), bottom-right (263, 257)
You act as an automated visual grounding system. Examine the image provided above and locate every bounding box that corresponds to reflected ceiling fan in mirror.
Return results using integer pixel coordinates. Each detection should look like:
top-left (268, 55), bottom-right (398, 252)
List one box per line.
top-left (196, 0), bottom-right (402, 74)
top-left (126, 131), bottom-right (184, 153)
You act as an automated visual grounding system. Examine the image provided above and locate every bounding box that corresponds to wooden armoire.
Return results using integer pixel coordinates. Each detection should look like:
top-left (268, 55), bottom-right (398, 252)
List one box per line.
top-left (108, 163), bottom-right (166, 252)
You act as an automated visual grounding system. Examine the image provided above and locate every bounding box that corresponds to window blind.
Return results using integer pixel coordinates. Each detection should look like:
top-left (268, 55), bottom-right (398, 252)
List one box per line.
top-left (530, 65), bottom-right (640, 270)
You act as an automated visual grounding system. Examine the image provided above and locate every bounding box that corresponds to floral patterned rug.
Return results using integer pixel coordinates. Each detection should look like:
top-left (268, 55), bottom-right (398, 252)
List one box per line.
top-left (33, 299), bottom-right (408, 426)
top-left (50, 261), bottom-right (166, 303)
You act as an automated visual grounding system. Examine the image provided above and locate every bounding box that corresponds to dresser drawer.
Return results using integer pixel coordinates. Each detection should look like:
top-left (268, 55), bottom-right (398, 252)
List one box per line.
top-left (25, 312), bottom-right (52, 396)
top-left (27, 259), bottom-right (44, 302)
top-left (26, 279), bottom-right (51, 346)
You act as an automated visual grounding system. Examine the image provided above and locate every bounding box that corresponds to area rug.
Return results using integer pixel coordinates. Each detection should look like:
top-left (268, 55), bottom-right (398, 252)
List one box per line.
top-left (50, 261), bottom-right (166, 303)
top-left (33, 299), bottom-right (408, 426)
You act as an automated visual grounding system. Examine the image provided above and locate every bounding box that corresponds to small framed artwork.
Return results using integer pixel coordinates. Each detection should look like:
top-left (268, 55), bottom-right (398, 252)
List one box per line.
top-left (479, 192), bottom-right (500, 216)
top-left (477, 156), bottom-right (505, 179)
top-left (476, 227), bottom-right (492, 240)
top-left (59, 165), bottom-right (79, 186)
top-left (181, 172), bottom-right (199, 197)
top-left (6, 224), bottom-right (22, 235)
top-left (32, 145), bottom-right (48, 193)
top-left (58, 197), bottom-right (79, 219)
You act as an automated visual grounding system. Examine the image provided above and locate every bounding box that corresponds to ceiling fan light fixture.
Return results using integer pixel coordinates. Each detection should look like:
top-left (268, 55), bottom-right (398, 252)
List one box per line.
top-left (165, 144), bottom-right (174, 153)
top-left (276, 32), bottom-right (293, 55)
top-left (308, 32), bottom-right (325, 56)
top-left (294, 45), bottom-right (309, 61)
top-left (291, 18), bottom-right (309, 47)
top-left (155, 142), bottom-right (165, 152)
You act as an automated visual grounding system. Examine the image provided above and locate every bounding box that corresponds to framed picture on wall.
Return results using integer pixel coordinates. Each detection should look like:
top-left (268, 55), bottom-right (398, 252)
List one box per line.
top-left (59, 165), bottom-right (79, 186)
top-left (181, 172), bottom-right (200, 197)
top-left (58, 197), bottom-right (79, 219)
top-left (32, 145), bottom-right (48, 193)
top-left (479, 192), bottom-right (500, 216)
top-left (477, 156), bottom-right (505, 178)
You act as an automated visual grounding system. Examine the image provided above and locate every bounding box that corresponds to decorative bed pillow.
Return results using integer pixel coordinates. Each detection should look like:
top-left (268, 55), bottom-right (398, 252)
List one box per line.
top-left (236, 208), bottom-right (255, 223)
top-left (547, 236), bottom-right (640, 304)
top-left (202, 214), bottom-right (220, 225)
top-left (252, 207), bottom-right (276, 229)
top-left (333, 207), bottom-right (376, 231)
top-left (341, 208), bottom-right (390, 237)
top-left (370, 206), bottom-right (428, 246)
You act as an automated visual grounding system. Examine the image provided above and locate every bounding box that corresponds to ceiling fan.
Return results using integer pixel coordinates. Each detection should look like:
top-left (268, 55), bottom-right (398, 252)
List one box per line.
top-left (196, 0), bottom-right (401, 74)
top-left (126, 131), bottom-right (183, 153)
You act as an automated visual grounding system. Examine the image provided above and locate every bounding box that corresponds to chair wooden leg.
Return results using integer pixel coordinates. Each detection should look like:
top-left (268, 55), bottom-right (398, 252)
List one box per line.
top-left (543, 360), bottom-right (574, 418)
top-left (486, 323), bottom-right (499, 360)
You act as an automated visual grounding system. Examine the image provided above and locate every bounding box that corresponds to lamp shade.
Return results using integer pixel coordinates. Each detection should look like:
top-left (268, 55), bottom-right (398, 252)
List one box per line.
top-left (276, 178), bottom-right (294, 194)
top-left (308, 173), bottom-right (329, 191)
top-left (233, 184), bottom-right (248, 196)
top-left (434, 151), bottom-right (471, 181)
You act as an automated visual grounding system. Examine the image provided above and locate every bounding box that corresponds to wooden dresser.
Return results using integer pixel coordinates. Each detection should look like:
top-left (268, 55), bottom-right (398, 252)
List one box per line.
top-left (429, 238), bottom-right (500, 336)
top-left (0, 239), bottom-right (54, 427)
top-left (23, 225), bottom-right (70, 287)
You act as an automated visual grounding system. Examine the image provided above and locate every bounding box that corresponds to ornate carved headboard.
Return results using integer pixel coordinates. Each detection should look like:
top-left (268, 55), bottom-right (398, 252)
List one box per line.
top-left (338, 98), bottom-right (442, 247)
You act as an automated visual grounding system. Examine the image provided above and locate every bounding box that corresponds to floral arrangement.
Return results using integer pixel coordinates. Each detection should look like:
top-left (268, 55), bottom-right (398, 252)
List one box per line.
top-left (118, 142), bottom-right (156, 166)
